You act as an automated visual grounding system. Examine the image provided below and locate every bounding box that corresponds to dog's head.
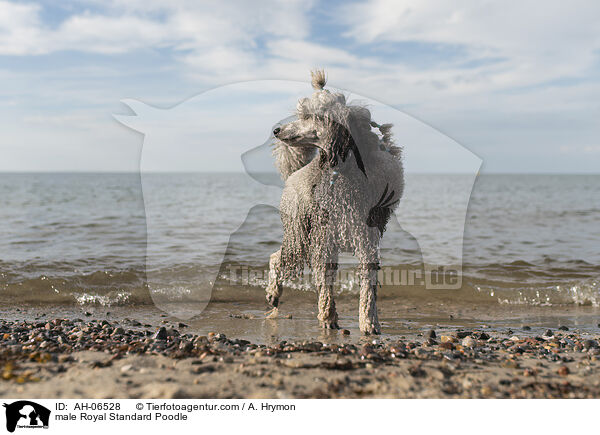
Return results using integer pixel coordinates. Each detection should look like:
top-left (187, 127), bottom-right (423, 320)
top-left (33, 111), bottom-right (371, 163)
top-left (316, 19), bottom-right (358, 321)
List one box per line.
top-left (273, 70), bottom-right (369, 177)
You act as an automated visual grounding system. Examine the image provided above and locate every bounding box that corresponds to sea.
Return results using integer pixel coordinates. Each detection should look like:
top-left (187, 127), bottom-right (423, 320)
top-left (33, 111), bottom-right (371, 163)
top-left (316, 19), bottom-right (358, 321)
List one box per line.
top-left (1, 173), bottom-right (599, 339)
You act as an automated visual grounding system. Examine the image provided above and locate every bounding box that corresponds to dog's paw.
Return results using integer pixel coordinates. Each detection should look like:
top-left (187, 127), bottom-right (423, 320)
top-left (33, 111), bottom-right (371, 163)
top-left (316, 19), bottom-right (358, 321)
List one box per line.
top-left (360, 321), bottom-right (381, 335)
top-left (265, 293), bottom-right (279, 308)
top-left (320, 320), bottom-right (340, 330)
top-left (265, 307), bottom-right (279, 319)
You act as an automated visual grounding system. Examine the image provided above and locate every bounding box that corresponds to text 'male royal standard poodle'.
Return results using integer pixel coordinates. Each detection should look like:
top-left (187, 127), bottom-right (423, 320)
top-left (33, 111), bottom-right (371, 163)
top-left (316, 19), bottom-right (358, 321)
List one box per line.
top-left (266, 70), bottom-right (404, 335)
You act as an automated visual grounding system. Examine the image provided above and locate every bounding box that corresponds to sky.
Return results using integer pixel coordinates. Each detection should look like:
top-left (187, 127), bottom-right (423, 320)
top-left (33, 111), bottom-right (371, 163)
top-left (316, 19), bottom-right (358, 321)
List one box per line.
top-left (1, 0), bottom-right (599, 173)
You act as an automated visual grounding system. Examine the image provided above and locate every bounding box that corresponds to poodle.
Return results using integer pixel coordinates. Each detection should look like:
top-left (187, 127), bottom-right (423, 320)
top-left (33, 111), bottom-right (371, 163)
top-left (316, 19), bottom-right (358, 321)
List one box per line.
top-left (265, 70), bottom-right (404, 334)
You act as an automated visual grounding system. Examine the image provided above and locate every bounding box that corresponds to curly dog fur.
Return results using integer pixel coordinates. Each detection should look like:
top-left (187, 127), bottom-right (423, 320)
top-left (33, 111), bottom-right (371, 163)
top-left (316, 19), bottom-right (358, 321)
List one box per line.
top-left (266, 70), bottom-right (404, 334)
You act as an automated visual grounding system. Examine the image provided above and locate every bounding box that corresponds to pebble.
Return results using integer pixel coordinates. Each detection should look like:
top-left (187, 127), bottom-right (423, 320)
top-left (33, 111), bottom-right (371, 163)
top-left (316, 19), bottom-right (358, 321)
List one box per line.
top-left (111, 327), bottom-right (125, 337)
top-left (179, 340), bottom-right (193, 352)
top-left (359, 344), bottom-right (374, 358)
top-left (154, 327), bottom-right (168, 340)
top-left (461, 336), bottom-right (476, 348)
top-left (426, 338), bottom-right (437, 346)
top-left (480, 386), bottom-right (492, 397)
top-left (440, 342), bottom-right (454, 350)
top-left (165, 328), bottom-right (179, 338)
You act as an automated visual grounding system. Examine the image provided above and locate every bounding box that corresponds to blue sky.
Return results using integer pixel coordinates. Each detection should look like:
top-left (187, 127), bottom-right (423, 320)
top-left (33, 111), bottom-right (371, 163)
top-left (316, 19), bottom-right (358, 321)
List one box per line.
top-left (1, 0), bottom-right (599, 172)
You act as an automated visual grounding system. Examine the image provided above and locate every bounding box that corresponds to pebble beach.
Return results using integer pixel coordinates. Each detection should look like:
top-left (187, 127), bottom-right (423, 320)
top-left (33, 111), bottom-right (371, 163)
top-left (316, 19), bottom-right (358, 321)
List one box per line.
top-left (2, 313), bottom-right (600, 399)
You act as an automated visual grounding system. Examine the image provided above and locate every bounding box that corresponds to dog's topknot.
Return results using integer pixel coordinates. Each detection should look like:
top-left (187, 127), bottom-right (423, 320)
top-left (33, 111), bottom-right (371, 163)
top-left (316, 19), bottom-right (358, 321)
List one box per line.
top-left (311, 69), bottom-right (327, 90)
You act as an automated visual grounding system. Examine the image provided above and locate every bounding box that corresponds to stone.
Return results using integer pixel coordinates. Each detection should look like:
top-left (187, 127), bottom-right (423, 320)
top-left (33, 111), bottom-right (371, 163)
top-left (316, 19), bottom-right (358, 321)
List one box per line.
top-left (461, 336), bottom-right (476, 348)
top-left (154, 327), bottom-right (168, 340)
top-left (456, 331), bottom-right (471, 339)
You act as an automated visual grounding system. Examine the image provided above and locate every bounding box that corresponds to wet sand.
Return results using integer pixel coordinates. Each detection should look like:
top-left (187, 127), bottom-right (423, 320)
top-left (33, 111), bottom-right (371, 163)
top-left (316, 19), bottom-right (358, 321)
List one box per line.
top-left (2, 299), bottom-right (600, 398)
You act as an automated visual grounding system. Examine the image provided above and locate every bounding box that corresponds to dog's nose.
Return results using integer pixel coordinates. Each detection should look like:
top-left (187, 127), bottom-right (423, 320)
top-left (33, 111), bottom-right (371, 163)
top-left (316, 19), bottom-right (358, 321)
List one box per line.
top-left (273, 127), bottom-right (281, 136)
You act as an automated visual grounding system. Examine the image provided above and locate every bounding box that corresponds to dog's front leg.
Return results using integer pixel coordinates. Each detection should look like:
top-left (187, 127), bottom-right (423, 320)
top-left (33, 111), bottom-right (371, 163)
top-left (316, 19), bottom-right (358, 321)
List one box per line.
top-left (265, 249), bottom-right (283, 307)
top-left (316, 262), bottom-right (339, 329)
top-left (358, 262), bottom-right (381, 335)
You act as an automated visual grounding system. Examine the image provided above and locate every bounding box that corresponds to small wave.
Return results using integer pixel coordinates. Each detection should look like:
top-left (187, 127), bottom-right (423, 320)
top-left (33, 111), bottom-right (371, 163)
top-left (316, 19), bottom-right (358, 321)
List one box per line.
top-left (1, 259), bottom-right (599, 308)
top-left (474, 279), bottom-right (600, 307)
top-left (0, 268), bottom-right (151, 306)
top-left (508, 260), bottom-right (535, 267)
top-left (72, 291), bottom-right (136, 306)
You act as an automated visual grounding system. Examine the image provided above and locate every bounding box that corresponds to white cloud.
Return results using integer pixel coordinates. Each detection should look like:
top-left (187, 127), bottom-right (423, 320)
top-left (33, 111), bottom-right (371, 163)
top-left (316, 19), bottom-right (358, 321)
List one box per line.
top-left (340, 0), bottom-right (600, 92)
top-left (0, 1), bottom-right (44, 54)
top-left (0, 0), bottom-right (314, 55)
top-left (267, 39), bottom-right (362, 66)
top-left (3, 0), bottom-right (596, 100)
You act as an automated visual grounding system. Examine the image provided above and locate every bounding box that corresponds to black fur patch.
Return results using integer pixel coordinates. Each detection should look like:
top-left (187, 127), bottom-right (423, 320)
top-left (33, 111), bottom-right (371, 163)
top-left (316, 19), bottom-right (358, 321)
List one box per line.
top-left (318, 120), bottom-right (367, 177)
top-left (367, 183), bottom-right (398, 236)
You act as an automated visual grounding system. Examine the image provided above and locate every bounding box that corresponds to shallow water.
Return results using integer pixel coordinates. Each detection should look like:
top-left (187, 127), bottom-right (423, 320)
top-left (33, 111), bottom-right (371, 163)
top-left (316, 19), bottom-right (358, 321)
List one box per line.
top-left (0, 173), bottom-right (598, 324)
top-left (4, 297), bottom-right (600, 347)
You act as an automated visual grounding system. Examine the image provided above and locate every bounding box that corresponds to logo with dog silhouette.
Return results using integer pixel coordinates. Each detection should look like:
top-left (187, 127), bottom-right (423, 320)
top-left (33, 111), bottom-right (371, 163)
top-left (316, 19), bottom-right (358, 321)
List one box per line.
top-left (3, 401), bottom-right (50, 432)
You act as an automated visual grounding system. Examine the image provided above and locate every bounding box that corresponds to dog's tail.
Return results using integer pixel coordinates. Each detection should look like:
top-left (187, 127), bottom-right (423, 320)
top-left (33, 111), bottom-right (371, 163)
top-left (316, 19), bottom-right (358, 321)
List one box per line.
top-left (272, 141), bottom-right (317, 181)
top-left (311, 69), bottom-right (326, 90)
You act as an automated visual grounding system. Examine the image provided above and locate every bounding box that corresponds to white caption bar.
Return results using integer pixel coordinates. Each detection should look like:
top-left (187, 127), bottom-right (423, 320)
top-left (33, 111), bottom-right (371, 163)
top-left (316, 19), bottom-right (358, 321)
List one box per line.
top-left (0, 399), bottom-right (594, 434)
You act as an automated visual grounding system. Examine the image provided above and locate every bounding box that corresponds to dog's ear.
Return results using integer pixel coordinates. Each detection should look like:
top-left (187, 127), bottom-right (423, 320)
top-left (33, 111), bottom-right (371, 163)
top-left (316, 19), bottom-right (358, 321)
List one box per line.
top-left (328, 121), bottom-right (367, 178)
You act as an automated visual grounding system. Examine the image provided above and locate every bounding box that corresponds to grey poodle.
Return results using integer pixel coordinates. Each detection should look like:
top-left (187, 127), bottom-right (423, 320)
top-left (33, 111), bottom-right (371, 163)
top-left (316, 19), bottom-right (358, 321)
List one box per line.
top-left (266, 70), bottom-right (404, 334)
